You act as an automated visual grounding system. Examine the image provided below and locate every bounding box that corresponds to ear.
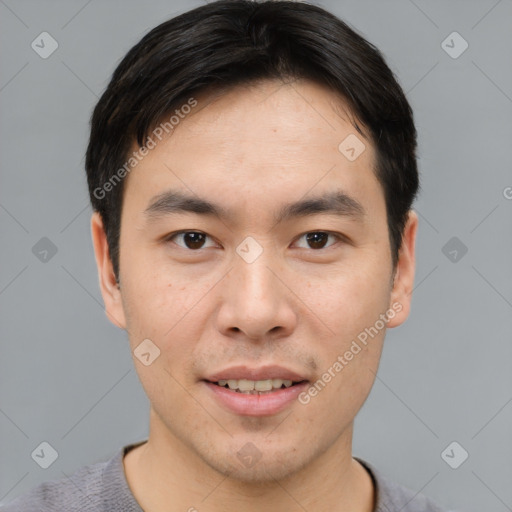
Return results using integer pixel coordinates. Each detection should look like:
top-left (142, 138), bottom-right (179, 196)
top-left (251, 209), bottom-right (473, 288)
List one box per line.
top-left (90, 212), bottom-right (127, 330)
top-left (387, 209), bottom-right (418, 328)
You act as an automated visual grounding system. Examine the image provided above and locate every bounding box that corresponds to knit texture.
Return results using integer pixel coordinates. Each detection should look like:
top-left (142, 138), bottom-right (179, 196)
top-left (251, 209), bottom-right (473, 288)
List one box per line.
top-left (1, 441), bottom-right (450, 511)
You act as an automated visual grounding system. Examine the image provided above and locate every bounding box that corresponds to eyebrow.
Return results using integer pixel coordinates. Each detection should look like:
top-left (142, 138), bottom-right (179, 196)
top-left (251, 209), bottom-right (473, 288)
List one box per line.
top-left (143, 189), bottom-right (366, 225)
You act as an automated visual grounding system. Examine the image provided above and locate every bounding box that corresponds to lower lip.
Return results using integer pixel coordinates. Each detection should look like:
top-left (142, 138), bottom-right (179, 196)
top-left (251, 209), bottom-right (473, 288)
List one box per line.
top-left (203, 381), bottom-right (309, 416)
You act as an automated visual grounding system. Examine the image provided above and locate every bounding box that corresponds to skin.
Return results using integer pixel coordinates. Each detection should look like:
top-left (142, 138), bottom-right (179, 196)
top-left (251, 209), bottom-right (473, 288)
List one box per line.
top-left (91, 78), bottom-right (417, 512)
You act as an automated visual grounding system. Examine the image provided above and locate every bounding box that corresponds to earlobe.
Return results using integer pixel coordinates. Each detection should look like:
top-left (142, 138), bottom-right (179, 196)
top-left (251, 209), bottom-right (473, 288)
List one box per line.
top-left (90, 212), bottom-right (127, 330)
top-left (387, 210), bottom-right (418, 329)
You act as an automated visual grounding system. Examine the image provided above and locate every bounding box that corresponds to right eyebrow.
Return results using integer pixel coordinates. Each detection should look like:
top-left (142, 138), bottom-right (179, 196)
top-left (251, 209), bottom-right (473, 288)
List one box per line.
top-left (143, 190), bottom-right (231, 221)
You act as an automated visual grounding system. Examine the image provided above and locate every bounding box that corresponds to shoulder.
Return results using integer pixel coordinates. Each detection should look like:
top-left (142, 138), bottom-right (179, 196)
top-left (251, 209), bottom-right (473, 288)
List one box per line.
top-left (0, 445), bottom-right (140, 512)
top-left (0, 459), bottom-right (108, 512)
top-left (355, 457), bottom-right (455, 512)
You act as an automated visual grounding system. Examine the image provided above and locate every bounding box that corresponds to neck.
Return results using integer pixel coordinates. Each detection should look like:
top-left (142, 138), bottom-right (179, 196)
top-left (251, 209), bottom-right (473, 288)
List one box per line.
top-left (123, 409), bottom-right (375, 512)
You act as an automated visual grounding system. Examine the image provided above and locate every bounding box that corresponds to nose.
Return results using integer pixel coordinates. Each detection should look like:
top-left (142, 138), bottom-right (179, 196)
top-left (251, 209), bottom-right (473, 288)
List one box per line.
top-left (215, 247), bottom-right (298, 341)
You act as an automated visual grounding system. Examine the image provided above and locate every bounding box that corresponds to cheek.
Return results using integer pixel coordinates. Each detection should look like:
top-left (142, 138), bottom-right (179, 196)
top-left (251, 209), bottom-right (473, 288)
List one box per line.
top-left (121, 266), bottom-right (218, 384)
top-left (295, 260), bottom-right (390, 401)
top-left (301, 260), bottom-right (392, 341)
top-left (121, 247), bottom-right (203, 332)
top-left (298, 285), bottom-right (387, 431)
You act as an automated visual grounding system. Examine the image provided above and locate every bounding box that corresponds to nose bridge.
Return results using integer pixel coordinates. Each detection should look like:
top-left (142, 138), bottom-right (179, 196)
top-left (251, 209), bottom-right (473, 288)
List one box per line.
top-left (233, 240), bottom-right (279, 309)
top-left (216, 237), bottom-right (296, 339)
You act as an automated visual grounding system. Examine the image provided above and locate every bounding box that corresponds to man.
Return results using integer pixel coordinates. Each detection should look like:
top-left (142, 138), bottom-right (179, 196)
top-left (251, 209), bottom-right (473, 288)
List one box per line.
top-left (1, 1), bottom-right (453, 511)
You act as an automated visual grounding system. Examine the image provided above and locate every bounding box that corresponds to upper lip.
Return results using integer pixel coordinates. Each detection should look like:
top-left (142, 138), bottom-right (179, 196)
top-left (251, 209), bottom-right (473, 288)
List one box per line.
top-left (204, 365), bottom-right (309, 383)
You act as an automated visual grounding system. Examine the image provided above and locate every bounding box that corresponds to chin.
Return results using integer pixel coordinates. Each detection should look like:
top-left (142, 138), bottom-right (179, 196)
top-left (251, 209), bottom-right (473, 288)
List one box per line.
top-left (212, 454), bottom-right (306, 485)
top-left (199, 436), bottom-right (316, 484)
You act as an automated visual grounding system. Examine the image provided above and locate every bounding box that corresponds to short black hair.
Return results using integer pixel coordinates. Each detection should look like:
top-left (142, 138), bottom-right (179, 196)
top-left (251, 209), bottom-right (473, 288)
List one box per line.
top-left (85, 0), bottom-right (419, 282)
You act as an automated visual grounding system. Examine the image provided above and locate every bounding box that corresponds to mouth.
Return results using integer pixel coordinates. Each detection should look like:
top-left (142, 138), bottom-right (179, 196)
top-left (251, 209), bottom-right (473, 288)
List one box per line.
top-left (204, 378), bottom-right (308, 395)
top-left (201, 365), bottom-right (311, 415)
top-left (202, 378), bottom-right (310, 416)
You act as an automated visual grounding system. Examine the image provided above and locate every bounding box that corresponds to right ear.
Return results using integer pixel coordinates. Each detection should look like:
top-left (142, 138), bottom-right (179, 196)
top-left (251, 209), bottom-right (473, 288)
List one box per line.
top-left (90, 212), bottom-right (127, 330)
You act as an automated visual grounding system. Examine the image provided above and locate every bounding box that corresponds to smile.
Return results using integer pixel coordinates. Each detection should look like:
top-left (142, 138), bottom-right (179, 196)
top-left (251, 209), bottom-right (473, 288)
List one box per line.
top-left (212, 378), bottom-right (303, 394)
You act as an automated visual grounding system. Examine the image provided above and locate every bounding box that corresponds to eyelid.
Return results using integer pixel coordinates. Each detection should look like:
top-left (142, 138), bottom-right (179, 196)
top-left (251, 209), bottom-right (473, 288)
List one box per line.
top-left (292, 231), bottom-right (346, 250)
top-left (164, 229), bottom-right (348, 251)
top-left (164, 230), bottom-right (218, 249)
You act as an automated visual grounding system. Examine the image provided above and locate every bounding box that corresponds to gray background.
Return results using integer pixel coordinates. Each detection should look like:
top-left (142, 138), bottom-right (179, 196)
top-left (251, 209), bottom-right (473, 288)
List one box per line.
top-left (1, 1), bottom-right (511, 510)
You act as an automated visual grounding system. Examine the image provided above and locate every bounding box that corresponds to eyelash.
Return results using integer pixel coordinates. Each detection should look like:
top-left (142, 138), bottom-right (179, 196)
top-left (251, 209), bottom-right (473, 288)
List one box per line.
top-left (164, 230), bottom-right (346, 251)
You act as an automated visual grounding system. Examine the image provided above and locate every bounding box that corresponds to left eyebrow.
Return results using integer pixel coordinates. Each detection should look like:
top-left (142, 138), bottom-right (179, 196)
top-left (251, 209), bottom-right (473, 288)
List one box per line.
top-left (143, 188), bottom-right (366, 224)
top-left (273, 190), bottom-right (366, 224)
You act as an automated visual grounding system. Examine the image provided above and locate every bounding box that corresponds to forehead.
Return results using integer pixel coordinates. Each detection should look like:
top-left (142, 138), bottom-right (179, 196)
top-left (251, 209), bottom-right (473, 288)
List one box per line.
top-left (121, 79), bottom-right (383, 225)
top-left (176, 79), bottom-right (369, 151)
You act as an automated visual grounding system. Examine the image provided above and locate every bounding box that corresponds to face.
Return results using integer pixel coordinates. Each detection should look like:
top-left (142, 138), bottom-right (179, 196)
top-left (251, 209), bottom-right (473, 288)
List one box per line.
top-left (92, 79), bottom-right (417, 483)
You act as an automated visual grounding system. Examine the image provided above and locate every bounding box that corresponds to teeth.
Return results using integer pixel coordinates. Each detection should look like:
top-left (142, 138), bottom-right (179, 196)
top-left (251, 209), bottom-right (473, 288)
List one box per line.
top-left (254, 379), bottom-right (273, 391)
top-left (227, 379), bottom-right (238, 390)
top-left (216, 378), bottom-right (296, 392)
top-left (238, 379), bottom-right (255, 392)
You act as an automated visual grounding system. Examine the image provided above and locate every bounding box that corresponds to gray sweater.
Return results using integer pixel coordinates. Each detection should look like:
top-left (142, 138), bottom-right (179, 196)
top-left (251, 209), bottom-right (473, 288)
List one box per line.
top-left (0, 441), bottom-right (451, 511)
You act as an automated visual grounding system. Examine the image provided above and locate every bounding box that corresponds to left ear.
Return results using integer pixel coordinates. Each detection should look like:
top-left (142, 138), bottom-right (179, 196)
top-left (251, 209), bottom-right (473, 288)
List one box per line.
top-left (387, 209), bottom-right (418, 328)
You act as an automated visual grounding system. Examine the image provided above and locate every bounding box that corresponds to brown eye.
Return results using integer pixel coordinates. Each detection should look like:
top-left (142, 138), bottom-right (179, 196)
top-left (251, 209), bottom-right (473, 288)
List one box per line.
top-left (168, 231), bottom-right (215, 250)
top-left (306, 232), bottom-right (329, 249)
top-left (295, 231), bottom-right (341, 250)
